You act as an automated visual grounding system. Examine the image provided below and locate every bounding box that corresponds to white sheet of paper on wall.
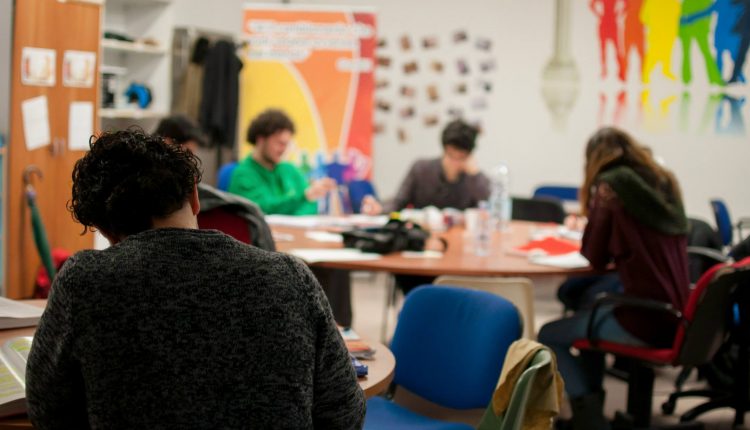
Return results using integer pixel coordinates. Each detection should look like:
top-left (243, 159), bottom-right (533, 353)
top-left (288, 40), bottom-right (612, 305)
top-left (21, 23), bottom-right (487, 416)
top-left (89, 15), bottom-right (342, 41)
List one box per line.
top-left (68, 101), bottom-right (94, 151)
top-left (21, 47), bottom-right (56, 87)
top-left (21, 95), bottom-right (51, 151)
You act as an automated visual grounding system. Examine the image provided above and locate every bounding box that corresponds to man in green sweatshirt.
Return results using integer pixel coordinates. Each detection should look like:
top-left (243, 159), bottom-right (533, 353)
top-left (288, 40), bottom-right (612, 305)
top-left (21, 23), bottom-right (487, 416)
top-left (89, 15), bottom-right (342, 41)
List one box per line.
top-left (229, 109), bottom-right (336, 215)
top-left (229, 109), bottom-right (359, 326)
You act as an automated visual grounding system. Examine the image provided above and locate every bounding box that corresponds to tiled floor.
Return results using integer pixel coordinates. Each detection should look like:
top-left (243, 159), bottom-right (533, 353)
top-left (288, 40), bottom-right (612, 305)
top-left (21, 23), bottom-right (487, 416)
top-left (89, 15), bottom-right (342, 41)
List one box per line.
top-left (348, 272), bottom-right (746, 429)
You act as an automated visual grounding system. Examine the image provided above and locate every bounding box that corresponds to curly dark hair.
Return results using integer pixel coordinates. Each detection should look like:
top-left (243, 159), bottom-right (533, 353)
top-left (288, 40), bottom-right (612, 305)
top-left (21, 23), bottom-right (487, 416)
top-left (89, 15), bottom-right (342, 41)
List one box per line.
top-left (246, 109), bottom-right (295, 145)
top-left (441, 119), bottom-right (479, 153)
top-left (69, 129), bottom-right (203, 237)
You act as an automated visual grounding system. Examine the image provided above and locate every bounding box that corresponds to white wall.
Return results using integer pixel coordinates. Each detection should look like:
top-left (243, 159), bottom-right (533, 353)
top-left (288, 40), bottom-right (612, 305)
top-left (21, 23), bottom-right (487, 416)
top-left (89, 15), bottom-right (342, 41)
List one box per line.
top-left (0, 0), bottom-right (12, 135)
top-left (172, 0), bottom-right (750, 223)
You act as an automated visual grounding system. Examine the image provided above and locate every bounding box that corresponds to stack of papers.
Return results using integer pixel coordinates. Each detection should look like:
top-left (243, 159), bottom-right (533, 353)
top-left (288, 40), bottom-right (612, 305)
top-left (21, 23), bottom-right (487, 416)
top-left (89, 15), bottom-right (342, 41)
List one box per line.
top-left (0, 298), bottom-right (43, 330)
top-left (289, 248), bottom-right (382, 264)
top-left (339, 327), bottom-right (375, 359)
top-left (529, 252), bottom-right (590, 269)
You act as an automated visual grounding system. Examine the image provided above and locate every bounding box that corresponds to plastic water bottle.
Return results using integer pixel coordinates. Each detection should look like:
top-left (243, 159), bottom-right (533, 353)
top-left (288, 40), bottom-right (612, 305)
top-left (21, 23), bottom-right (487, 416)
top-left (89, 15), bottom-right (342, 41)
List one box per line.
top-left (475, 200), bottom-right (491, 257)
top-left (488, 163), bottom-right (512, 232)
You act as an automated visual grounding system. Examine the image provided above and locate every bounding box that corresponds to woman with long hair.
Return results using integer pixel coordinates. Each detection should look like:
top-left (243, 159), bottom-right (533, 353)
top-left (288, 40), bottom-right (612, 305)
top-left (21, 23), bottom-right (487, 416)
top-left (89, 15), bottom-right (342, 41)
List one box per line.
top-left (539, 127), bottom-right (690, 429)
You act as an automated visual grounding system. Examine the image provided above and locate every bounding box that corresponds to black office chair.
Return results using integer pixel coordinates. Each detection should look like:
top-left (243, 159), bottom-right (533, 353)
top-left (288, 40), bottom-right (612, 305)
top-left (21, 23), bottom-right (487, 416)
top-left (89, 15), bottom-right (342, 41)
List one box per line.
top-left (511, 196), bottom-right (566, 224)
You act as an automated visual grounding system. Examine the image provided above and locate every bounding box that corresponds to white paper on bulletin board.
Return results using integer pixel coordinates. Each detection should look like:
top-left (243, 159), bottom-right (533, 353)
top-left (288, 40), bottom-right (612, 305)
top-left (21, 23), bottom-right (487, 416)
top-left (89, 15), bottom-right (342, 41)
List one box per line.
top-left (21, 47), bottom-right (56, 87)
top-left (21, 95), bottom-right (51, 151)
top-left (68, 101), bottom-right (93, 151)
top-left (63, 50), bottom-right (96, 88)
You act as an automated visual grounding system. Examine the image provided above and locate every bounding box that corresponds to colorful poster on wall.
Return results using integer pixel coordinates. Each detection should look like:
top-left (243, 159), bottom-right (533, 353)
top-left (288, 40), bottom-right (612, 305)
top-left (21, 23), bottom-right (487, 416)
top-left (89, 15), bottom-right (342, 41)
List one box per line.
top-left (240, 4), bottom-right (376, 180)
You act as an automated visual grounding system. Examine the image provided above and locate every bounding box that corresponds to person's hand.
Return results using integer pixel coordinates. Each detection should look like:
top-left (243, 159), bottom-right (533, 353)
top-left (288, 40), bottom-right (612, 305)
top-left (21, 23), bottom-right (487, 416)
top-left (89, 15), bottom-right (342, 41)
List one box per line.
top-left (305, 178), bottom-right (337, 201)
top-left (360, 195), bottom-right (382, 215)
top-left (463, 156), bottom-right (480, 175)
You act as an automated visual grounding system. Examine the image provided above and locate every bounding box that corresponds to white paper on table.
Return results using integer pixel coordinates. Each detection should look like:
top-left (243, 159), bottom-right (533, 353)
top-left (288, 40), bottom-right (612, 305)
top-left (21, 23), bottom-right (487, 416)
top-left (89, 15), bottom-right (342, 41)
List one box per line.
top-left (21, 95), bottom-right (51, 151)
top-left (288, 248), bottom-right (382, 264)
top-left (305, 231), bottom-right (343, 243)
top-left (68, 101), bottom-right (93, 151)
top-left (529, 252), bottom-right (590, 269)
top-left (401, 250), bottom-right (443, 259)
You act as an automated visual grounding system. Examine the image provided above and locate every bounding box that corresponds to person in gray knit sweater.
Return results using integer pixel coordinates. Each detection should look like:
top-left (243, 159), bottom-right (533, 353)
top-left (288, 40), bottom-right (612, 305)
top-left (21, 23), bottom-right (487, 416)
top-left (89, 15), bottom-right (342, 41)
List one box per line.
top-left (25, 129), bottom-right (365, 429)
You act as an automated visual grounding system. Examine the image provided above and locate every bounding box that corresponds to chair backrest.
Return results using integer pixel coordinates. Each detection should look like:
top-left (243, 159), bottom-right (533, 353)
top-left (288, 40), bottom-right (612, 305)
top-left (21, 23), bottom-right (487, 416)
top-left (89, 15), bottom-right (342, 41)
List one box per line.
top-left (687, 217), bottom-right (724, 283)
top-left (675, 259), bottom-right (750, 366)
top-left (433, 276), bottom-right (534, 338)
top-left (390, 286), bottom-right (522, 409)
top-left (216, 161), bottom-right (239, 191)
top-left (347, 180), bottom-right (377, 214)
top-left (197, 207), bottom-right (252, 244)
top-left (532, 185), bottom-right (579, 202)
top-left (511, 197), bottom-right (566, 224)
top-left (710, 198), bottom-right (733, 246)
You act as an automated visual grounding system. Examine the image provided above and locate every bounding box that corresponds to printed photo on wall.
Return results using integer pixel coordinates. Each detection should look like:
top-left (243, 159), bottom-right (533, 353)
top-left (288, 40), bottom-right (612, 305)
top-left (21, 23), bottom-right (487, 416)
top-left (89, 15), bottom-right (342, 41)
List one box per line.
top-left (476, 80), bottom-right (493, 93)
top-left (456, 59), bottom-right (470, 75)
top-left (426, 85), bottom-right (440, 102)
top-left (377, 38), bottom-right (387, 48)
top-left (376, 99), bottom-right (392, 112)
top-left (455, 82), bottom-right (468, 94)
top-left (62, 50), bottom-right (96, 88)
top-left (21, 47), bottom-right (56, 87)
top-left (400, 35), bottom-right (412, 51)
top-left (400, 85), bottom-right (416, 98)
top-left (376, 56), bottom-right (392, 67)
top-left (399, 106), bottom-right (415, 118)
top-left (453, 30), bottom-right (468, 43)
top-left (480, 58), bottom-right (496, 73)
top-left (471, 97), bottom-right (487, 110)
top-left (376, 79), bottom-right (390, 89)
top-left (422, 36), bottom-right (438, 49)
top-left (397, 127), bottom-right (408, 143)
top-left (475, 38), bottom-right (492, 51)
top-left (403, 61), bottom-right (418, 74)
top-left (423, 114), bottom-right (439, 126)
top-left (447, 106), bottom-right (464, 117)
top-left (374, 122), bottom-right (385, 134)
top-left (430, 61), bottom-right (444, 73)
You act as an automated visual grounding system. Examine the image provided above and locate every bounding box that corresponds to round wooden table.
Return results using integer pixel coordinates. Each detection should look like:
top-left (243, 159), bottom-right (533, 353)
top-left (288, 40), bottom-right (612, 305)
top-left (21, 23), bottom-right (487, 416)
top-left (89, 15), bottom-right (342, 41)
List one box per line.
top-left (273, 220), bottom-right (593, 277)
top-left (359, 341), bottom-right (395, 398)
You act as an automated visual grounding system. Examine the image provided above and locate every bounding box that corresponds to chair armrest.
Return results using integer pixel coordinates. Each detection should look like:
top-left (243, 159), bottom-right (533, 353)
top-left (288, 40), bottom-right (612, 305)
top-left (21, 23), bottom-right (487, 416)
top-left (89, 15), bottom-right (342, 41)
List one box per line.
top-left (586, 293), bottom-right (683, 344)
top-left (687, 246), bottom-right (729, 264)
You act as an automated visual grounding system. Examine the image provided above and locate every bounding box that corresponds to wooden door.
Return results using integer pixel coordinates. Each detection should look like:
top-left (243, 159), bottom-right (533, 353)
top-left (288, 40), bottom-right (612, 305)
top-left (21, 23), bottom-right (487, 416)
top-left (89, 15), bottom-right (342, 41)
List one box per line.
top-left (8, 0), bottom-right (100, 298)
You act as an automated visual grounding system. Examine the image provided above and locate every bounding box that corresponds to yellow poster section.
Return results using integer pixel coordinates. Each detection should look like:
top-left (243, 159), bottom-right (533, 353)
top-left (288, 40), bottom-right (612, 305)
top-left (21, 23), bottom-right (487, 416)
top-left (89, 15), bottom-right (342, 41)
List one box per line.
top-left (238, 60), bottom-right (322, 161)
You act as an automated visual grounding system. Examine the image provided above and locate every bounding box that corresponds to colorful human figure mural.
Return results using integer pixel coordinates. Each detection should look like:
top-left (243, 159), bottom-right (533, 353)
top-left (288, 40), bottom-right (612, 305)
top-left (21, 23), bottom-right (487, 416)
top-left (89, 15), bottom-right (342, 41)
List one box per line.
top-left (641, 0), bottom-right (681, 83)
top-left (622, 0), bottom-right (645, 81)
top-left (679, 0), bottom-right (724, 85)
top-left (590, 0), bottom-right (625, 79)
top-left (731, 0), bottom-right (750, 83)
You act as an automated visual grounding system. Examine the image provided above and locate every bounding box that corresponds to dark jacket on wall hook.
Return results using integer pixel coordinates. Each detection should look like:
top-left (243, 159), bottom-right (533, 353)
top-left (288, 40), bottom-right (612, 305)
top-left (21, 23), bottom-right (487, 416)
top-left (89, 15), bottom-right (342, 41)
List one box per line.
top-left (199, 39), bottom-right (242, 149)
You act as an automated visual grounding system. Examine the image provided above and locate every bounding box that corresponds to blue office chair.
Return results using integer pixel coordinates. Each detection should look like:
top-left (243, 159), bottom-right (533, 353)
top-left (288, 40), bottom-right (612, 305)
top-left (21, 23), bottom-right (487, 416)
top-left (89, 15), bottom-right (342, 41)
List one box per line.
top-left (532, 185), bottom-right (579, 202)
top-left (348, 180), bottom-right (378, 214)
top-left (364, 286), bottom-right (522, 430)
top-left (216, 161), bottom-right (238, 191)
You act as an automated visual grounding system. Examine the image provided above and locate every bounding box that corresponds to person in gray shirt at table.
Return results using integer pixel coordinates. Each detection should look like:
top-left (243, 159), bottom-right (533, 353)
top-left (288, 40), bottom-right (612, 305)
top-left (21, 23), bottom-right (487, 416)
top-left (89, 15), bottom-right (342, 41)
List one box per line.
top-left (383, 119), bottom-right (490, 213)
top-left (25, 129), bottom-right (365, 429)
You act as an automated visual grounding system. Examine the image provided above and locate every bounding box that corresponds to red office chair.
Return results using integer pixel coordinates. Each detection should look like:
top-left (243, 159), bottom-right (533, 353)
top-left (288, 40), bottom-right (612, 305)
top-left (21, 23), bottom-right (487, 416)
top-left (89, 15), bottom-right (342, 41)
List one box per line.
top-left (197, 207), bottom-right (252, 244)
top-left (572, 258), bottom-right (750, 428)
